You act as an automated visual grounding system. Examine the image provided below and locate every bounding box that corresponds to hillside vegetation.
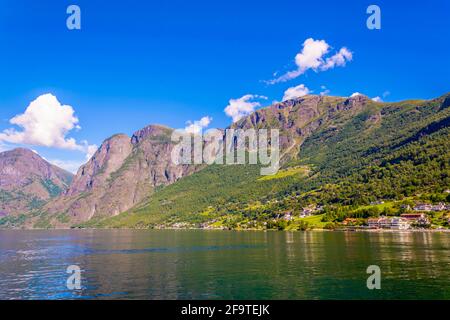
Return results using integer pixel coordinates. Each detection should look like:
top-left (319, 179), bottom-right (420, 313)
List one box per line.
top-left (86, 93), bottom-right (450, 230)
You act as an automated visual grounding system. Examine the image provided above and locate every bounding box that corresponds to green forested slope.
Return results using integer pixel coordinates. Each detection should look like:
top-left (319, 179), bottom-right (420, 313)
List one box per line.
top-left (92, 93), bottom-right (450, 229)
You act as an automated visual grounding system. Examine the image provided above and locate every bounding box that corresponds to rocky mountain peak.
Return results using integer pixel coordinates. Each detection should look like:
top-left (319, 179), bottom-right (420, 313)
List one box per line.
top-left (45, 122), bottom-right (196, 224)
top-left (0, 148), bottom-right (72, 190)
top-left (66, 133), bottom-right (133, 196)
top-left (3, 93), bottom-right (449, 229)
top-left (131, 124), bottom-right (173, 145)
top-left (5, 147), bottom-right (36, 156)
top-left (340, 94), bottom-right (371, 109)
top-left (0, 148), bottom-right (73, 218)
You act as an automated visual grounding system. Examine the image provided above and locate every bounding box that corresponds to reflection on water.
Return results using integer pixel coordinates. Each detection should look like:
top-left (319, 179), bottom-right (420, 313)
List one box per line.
top-left (0, 230), bottom-right (449, 300)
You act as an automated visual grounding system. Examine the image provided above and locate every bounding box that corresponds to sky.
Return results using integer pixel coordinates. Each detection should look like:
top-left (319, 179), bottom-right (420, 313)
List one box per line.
top-left (0, 0), bottom-right (449, 173)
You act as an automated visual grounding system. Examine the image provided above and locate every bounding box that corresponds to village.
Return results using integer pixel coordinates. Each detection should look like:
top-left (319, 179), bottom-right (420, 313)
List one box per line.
top-left (338, 201), bottom-right (450, 231)
top-left (158, 191), bottom-right (450, 232)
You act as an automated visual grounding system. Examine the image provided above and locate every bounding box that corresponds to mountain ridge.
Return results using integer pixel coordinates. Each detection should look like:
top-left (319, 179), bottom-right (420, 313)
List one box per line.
top-left (1, 93), bottom-right (449, 229)
top-left (94, 92), bottom-right (449, 229)
top-left (0, 148), bottom-right (73, 220)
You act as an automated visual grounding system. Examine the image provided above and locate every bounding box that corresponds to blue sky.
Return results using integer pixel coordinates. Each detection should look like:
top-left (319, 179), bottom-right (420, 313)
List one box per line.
top-left (0, 0), bottom-right (449, 172)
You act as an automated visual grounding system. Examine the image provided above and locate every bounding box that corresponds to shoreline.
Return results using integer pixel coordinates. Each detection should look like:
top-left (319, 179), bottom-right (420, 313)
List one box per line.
top-left (1, 227), bottom-right (450, 233)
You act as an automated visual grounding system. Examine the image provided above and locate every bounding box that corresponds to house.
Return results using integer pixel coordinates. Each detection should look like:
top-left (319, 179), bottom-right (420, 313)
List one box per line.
top-left (299, 204), bottom-right (323, 217)
top-left (343, 218), bottom-right (358, 226)
top-left (401, 204), bottom-right (411, 211)
top-left (368, 217), bottom-right (392, 228)
top-left (367, 217), bottom-right (392, 229)
top-left (401, 213), bottom-right (426, 220)
top-left (368, 218), bottom-right (382, 228)
top-left (283, 212), bottom-right (293, 221)
top-left (367, 216), bottom-right (411, 230)
top-left (413, 203), bottom-right (446, 212)
top-left (379, 217), bottom-right (392, 229)
top-left (300, 208), bottom-right (314, 217)
top-left (400, 213), bottom-right (429, 225)
top-left (413, 204), bottom-right (432, 211)
top-left (172, 222), bottom-right (190, 229)
top-left (390, 218), bottom-right (411, 230)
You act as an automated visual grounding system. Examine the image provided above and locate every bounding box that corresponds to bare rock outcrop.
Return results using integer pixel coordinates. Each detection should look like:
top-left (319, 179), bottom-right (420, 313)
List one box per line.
top-left (45, 125), bottom-right (197, 225)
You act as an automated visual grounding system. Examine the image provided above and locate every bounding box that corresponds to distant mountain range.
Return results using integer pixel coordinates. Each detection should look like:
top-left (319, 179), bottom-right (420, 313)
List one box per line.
top-left (0, 148), bottom-right (72, 221)
top-left (1, 93), bottom-right (449, 229)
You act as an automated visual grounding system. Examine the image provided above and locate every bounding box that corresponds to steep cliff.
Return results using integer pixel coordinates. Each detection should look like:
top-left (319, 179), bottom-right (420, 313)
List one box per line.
top-left (43, 125), bottom-right (197, 226)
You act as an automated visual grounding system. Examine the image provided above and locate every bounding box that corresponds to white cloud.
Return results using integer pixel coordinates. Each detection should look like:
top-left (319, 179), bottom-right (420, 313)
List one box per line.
top-left (48, 159), bottom-right (84, 174)
top-left (321, 47), bottom-right (353, 71)
top-left (350, 92), bottom-right (381, 101)
top-left (282, 84), bottom-right (310, 101)
top-left (268, 38), bottom-right (353, 84)
top-left (382, 91), bottom-right (390, 98)
top-left (0, 94), bottom-right (96, 159)
top-left (185, 116), bottom-right (213, 134)
top-left (320, 85), bottom-right (330, 96)
top-left (295, 38), bottom-right (330, 72)
top-left (224, 94), bottom-right (267, 123)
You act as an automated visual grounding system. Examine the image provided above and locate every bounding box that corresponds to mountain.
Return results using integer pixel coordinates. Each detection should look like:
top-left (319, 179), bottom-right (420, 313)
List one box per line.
top-left (94, 93), bottom-right (450, 229)
top-left (2, 93), bottom-right (449, 229)
top-left (32, 125), bottom-right (199, 228)
top-left (0, 148), bottom-right (73, 222)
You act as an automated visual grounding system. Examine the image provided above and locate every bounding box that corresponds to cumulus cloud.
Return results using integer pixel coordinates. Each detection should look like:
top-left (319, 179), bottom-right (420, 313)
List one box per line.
top-left (294, 38), bottom-right (330, 72)
top-left (185, 116), bottom-right (212, 134)
top-left (224, 94), bottom-right (267, 123)
top-left (282, 84), bottom-right (310, 101)
top-left (0, 94), bottom-right (96, 159)
top-left (321, 47), bottom-right (353, 71)
top-left (350, 92), bottom-right (363, 97)
top-left (372, 96), bottom-right (383, 102)
top-left (268, 38), bottom-right (353, 84)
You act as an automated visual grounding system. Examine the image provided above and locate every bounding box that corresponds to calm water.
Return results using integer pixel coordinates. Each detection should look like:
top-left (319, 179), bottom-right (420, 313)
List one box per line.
top-left (0, 230), bottom-right (449, 300)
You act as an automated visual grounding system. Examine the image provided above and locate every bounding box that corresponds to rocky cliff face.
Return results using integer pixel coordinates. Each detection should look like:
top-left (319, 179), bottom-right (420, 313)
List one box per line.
top-left (0, 148), bottom-right (73, 217)
top-left (45, 125), bottom-right (198, 225)
top-left (38, 95), bottom-right (375, 226)
top-left (66, 134), bottom-right (133, 196)
top-left (232, 94), bottom-right (372, 161)
top-left (2, 94), bottom-right (390, 228)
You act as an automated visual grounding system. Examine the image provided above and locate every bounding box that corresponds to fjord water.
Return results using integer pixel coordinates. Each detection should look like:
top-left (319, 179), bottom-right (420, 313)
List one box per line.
top-left (0, 230), bottom-right (449, 300)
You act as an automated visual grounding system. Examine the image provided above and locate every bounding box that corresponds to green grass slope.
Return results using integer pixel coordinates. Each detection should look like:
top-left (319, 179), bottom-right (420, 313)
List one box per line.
top-left (87, 94), bottom-right (450, 229)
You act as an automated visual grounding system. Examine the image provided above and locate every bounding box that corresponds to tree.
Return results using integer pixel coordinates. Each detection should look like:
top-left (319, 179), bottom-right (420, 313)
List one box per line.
top-left (297, 221), bottom-right (310, 231)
